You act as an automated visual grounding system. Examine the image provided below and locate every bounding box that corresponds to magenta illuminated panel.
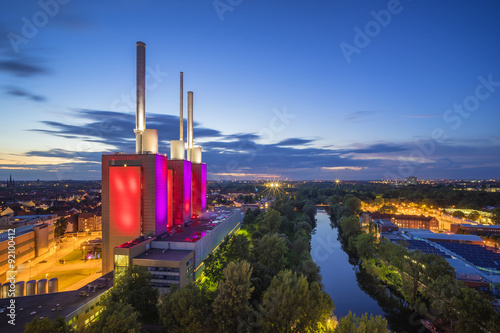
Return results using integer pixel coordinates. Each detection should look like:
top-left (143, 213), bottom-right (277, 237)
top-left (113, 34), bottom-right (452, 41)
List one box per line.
top-left (155, 155), bottom-right (168, 235)
top-left (191, 163), bottom-right (207, 217)
top-left (109, 166), bottom-right (141, 237)
top-left (200, 163), bottom-right (207, 212)
top-left (168, 160), bottom-right (191, 225)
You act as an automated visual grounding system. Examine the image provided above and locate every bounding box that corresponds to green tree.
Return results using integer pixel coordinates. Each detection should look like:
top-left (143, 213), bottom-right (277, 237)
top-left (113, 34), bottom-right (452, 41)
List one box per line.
top-left (451, 286), bottom-right (497, 333)
top-left (334, 311), bottom-right (390, 333)
top-left (492, 208), bottom-right (500, 224)
top-left (452, 210), bottom-right (465, 218)
top-left (158, 283), bottom-right (215, 333)
top-left (54, 217), bottom-right (68, 237)
top-left (213, 261), bottom-right (254, 332)
top-left (467, 210), bottom-right (480, 222)
top-left (260, 208), bottom-right (282, 234)
top-left (379, 205), bottom-right (398, 214)
top-left (108, 265), bottom-right (158, 322)
top-left (302, 204), bottom-right (317, 223)
top-left (244, 209), bottom-right (256, 225)
top-left (86, 299), bottom-right (141, 333)
top-left (203, 236), bottom-right (231, 285)
top-left (253, 234), bottom-right (288, 273)
top-left (24, 316), bottom-right (73, 333)
top-left (226, 234), bottom-right (250, 263)
top-left (344, 196), bottom-right (362, 214)
top-left (351, 233), bottom-right (377, 259)
top-left (339, 216), bottom-right (362, 240)
top-left (260, 270), bottom-right (334, 333)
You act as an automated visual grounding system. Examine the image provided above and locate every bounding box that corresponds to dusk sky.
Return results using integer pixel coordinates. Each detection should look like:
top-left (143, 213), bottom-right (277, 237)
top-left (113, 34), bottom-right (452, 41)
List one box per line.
top-left (1, 0), bottom-right (500, 181)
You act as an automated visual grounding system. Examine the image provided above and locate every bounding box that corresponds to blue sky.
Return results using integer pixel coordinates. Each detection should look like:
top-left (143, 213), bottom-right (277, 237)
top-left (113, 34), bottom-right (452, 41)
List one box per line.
top-left (1, 0), bottom-right (499, 180)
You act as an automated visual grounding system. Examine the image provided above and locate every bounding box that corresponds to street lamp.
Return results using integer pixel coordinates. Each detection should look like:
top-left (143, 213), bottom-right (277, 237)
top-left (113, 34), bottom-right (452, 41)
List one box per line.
top-left (28, 260), bottom-right (32, 279)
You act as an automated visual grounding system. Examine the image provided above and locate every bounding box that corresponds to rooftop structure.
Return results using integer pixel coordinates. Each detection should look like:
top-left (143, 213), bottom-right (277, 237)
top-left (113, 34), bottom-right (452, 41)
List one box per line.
top-left (0, 272), bottom-right (113, 333)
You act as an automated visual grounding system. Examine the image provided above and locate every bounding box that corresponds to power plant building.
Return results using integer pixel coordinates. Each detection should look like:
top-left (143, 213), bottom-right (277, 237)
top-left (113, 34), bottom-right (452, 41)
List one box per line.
top-left (102, 41), bottom-right (230, 286)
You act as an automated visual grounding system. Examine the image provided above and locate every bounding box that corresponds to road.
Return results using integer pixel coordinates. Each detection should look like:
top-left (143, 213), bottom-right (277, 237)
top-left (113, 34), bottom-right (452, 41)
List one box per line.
top-left (3, 234), bottom-right (103, 291)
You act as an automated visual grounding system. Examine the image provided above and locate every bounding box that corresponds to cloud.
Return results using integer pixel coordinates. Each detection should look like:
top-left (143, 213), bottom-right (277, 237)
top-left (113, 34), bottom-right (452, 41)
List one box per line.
top-left (5, 86), bottom-right (46, 102)
top-left (21, 109), bottom-right (500, 180)
top-left (0, 59), bottom-right (47, 76)
top-left (343, 111), bottom-right (376, 122)
top-left (276, 138), bottom-right (314, 146)
top-left (321, 166), bottom-right (365, 171)
top-left (341, 143), bottom-right (409, 154)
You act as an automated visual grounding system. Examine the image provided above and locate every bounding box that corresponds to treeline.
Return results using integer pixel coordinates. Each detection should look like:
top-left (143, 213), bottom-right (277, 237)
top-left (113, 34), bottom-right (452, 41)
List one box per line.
top-left (330, 201), bottom-right (500, 333)
top-left (295, 181), bottom-right (500, 210)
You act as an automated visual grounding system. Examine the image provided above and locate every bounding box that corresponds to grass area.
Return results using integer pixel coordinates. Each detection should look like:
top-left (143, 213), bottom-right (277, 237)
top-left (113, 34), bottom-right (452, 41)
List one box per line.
top-left (59, 250), bottom-right (84, 264)
top-left (30, 269), bottom-right (92, 291)
top-left (236, 227), bottom-right (250, 239)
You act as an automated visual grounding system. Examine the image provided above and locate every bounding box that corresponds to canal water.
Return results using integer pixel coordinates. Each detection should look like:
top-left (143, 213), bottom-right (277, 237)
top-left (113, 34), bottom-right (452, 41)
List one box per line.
top-left (311, 210), bottom-right (427, 333)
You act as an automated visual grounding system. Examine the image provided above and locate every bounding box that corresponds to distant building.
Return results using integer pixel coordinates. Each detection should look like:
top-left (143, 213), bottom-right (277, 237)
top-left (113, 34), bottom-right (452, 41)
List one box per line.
top-left (0, 223), bottom-right (55, 281)
top-left (78, 213), bottom-right (102, 232)
top-left (374, 219), bottom-right (399, 232)
top-left (450, 223), bottom-right (500, 236)
top-left (363, 212), bottom-right (439, 232)
top-left (6, 174), bottom-right (15, 188)
top-left (406, 176), bottom-right (418, 185)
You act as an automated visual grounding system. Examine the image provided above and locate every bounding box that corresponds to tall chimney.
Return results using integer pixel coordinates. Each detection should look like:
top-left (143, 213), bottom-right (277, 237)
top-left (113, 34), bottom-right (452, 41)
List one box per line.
top-left (135, 41), bottom-right (146, 154)
top-left (187, 91), bottom-right (193, 150)
top-left (180, 72), bottom-right (184, 141)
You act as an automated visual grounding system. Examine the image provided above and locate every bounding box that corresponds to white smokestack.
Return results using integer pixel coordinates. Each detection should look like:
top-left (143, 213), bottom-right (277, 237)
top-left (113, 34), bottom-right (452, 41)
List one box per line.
top-left (180, 72), bottom-right (184, 141)
top-left (135, 41), bottom-right (146, 154)
top-left (188, 91), bottom-right (193, 150)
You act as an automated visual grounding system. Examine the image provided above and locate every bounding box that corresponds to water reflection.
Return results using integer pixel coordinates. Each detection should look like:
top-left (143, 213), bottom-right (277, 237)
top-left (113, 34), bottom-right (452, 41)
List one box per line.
top-left (312, 211), bottom-right (428, 333)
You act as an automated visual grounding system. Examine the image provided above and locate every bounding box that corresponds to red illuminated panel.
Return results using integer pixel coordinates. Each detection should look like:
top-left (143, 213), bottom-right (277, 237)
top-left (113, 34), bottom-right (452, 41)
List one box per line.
top-left (109, 166), bottom-right (141, 237)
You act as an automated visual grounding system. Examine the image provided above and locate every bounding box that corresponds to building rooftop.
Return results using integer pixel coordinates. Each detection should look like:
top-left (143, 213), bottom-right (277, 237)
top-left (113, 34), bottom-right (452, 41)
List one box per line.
top-left (156, 208), bottom-right (239, 243)
top-left (134, 248), bottom-right (192, 261)
top-left (457, 223), bottom-right (500, 230)
top-left (407, 231), bottom-right (483, 242)
top-left (0, 224), bottom-right (42, 242)
top-left (0, 272), bottom-right (113, 333)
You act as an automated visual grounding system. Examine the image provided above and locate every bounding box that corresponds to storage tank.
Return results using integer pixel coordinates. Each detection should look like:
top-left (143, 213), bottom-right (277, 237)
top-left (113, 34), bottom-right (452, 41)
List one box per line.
top-left (26, 280), bottom-right (37, 296)
top-left (15, 281), bottom-right (25, 297)
top-left (1, 283), bottom-right (10, 298)
top-left (37, 279), bottom-right (47, 294)
top-left (48, 278), bottom-right (58, 293)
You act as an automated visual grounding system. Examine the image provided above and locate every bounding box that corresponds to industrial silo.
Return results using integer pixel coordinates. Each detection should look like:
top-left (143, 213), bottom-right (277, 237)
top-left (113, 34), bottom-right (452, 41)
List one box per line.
top-left (48, 278), bottom-right (58, 293)
top-left (15, 281), bottom-right (25, 297)
top-left (26, 280), bottom-right (37, 296)
top-left (37, 279), bottom-right (47, 294)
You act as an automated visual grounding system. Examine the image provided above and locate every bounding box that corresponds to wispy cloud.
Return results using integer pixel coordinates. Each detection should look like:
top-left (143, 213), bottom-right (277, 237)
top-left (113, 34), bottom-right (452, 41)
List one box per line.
top-left (343, 111), bottom-right (376, 122)
top-left (322, 166), bottom-right (365, 171)
top-left (0, 59), bottom-right (47, 76)
top-left (5, 86), bottom-right (46, 102)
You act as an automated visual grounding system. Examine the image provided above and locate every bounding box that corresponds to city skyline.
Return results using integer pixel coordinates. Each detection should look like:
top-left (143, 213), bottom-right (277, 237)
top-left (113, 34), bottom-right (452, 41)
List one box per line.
top-left (1, 0), bottom-right (500, 181)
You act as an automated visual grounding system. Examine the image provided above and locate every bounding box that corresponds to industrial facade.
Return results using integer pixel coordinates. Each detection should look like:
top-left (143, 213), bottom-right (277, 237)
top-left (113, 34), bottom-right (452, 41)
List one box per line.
top-left (102, 42), bottom-right (209, 275)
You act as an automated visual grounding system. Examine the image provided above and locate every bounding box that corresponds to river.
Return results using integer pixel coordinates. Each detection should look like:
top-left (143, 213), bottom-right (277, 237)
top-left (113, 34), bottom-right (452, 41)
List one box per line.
top-left (311, 210), bottom-right (428, 333)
